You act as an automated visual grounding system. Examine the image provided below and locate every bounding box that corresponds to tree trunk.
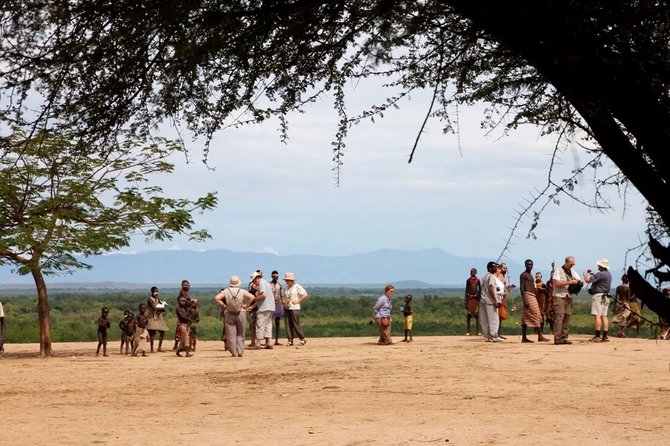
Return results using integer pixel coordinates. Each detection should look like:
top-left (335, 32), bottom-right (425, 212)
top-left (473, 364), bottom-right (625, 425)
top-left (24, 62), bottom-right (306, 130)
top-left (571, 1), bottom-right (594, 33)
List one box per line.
top-left (32, 268), bottom-right (52, 357)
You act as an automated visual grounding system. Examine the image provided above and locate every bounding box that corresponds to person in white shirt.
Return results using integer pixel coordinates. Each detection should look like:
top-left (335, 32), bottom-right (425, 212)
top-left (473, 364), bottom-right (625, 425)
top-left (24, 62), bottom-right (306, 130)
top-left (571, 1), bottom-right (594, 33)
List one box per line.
top-left (479, 262), bottom-right (502, 342)
top-left (283, 272), bottom-right (309, 346)
top-left (551, 256), bottom-right (583, 345)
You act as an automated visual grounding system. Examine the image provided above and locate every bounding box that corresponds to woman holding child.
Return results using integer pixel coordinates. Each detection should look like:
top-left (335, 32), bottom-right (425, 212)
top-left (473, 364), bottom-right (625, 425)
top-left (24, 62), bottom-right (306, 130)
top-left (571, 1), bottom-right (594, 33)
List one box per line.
top-left (147, 286), bottom-right (169, 352)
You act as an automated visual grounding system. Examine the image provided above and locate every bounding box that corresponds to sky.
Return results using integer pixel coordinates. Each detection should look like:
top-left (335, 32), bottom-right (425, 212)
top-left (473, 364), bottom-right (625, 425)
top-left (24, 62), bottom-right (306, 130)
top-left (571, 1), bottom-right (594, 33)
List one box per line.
top-left (121, 85), bottom-right (648, 279)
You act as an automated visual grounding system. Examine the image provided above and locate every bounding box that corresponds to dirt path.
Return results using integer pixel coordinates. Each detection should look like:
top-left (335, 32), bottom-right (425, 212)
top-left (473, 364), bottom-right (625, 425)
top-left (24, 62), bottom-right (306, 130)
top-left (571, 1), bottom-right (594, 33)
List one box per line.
top-left (1, 335), bottom-right (668, 445)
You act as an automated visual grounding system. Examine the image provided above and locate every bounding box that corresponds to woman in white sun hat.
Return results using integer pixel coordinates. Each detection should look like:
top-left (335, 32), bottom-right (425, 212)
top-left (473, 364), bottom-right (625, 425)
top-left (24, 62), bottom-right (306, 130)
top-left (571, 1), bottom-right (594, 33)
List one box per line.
top-left (214, 275), bottom-right (256, 357)
top-left (282, 272), bottom-right (309, 346)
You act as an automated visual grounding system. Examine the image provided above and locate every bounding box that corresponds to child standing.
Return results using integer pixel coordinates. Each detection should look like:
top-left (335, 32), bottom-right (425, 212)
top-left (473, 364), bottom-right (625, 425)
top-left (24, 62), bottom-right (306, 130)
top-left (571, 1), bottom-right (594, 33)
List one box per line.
top-left (119, 310), bottom-right (136, 355)
top-left (1, 300), bottom-right (7, 357)
top-left (402, 295), bottom-right (414, 342)
top-left (96, 307), bottom-right (111, 356)
top-left (132, 304), bottom-right (149, 357)
top-left (189, 299), bottom-right (200, 352)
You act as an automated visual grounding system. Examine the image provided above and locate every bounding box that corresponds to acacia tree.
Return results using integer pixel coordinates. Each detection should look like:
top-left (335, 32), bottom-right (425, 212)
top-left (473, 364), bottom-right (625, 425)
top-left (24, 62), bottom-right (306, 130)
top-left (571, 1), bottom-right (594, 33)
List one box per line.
top-left (0, 130), bottom-right (217, 356)
top-left (1, 1), bottom-right (669, 309)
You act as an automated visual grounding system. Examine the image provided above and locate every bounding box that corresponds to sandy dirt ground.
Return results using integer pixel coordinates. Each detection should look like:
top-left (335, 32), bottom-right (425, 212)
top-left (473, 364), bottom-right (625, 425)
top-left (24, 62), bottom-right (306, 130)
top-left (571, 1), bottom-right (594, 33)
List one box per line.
top-left (1, 334), bottom-right (669, 445)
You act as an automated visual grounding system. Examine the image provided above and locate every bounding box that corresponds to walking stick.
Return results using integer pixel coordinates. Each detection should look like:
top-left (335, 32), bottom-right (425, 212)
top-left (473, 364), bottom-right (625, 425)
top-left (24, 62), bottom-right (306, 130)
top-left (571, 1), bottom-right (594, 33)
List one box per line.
top-left (606, 293), bottom-right (660, 337)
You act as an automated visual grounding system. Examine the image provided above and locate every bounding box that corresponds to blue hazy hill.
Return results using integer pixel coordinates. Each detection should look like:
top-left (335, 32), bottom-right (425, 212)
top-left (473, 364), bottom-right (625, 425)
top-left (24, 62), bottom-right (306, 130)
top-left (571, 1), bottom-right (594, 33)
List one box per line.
top-left (0, 248), bottom-right (523, 287)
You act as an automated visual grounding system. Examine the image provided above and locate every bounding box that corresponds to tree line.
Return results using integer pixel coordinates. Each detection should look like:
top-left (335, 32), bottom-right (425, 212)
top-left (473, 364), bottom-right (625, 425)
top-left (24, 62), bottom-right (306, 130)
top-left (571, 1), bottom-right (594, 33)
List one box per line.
top-left (0, 289), bottom-right (661, 343)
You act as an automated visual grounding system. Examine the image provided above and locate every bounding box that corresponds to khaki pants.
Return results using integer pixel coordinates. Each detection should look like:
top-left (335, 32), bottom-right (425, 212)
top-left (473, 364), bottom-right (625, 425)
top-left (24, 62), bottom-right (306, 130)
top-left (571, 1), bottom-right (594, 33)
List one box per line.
top-left (224, 311), bottom-right (246, 356)
top-left (286, 309), bottom-right (305, 342)
top-left (553, 295), bottom-right (573, 341)
top-left (375, 318), bottom-right (392, 345)
top-left (256, 310), bottom-right (274, 340)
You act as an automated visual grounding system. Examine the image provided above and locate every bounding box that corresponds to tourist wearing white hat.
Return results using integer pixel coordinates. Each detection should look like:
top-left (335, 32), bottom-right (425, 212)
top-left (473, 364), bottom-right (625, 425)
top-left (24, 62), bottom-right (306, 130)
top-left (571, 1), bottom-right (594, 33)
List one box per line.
top-left (584, 258), bottom-right (613, 342)
top-left (282, 272), bottom-right (308, 346)
top-left (250, 270), bottom-right (277, 349)
top-left (214, 276), bottom-right (256, 357)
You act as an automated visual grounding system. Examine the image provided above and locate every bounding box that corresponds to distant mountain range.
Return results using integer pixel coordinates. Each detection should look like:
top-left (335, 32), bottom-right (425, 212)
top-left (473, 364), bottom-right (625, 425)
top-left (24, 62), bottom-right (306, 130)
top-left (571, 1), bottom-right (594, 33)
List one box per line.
top-left (0, 248), bottom-right (522, 288)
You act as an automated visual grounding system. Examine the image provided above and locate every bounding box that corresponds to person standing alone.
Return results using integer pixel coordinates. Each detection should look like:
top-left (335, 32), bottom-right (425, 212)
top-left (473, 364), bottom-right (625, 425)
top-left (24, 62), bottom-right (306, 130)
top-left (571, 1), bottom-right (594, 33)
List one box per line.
top-left (464, 268), bottom-right (481, 336)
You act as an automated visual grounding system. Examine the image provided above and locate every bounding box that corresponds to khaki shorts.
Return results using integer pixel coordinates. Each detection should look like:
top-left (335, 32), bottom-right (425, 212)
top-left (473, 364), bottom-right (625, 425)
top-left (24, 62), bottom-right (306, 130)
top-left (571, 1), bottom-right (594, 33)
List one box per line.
top-left (590, 293), bottom-right (610, 316)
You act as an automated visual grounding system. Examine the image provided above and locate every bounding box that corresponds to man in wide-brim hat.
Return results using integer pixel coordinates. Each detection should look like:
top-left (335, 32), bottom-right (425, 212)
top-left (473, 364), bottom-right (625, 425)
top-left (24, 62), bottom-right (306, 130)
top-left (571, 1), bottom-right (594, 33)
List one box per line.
top-left (583, 258), bottom-right (613, 342)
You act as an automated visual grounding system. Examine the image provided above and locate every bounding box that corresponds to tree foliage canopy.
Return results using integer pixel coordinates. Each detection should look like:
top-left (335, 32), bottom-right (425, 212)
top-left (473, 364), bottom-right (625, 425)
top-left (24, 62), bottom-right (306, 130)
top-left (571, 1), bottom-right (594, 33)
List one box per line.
top-left (1, 1), bottom-right (670, 302)
top-left (0, 130), bottom-right (217, 275)
top-left (0, 129), bottom-right (217, 355)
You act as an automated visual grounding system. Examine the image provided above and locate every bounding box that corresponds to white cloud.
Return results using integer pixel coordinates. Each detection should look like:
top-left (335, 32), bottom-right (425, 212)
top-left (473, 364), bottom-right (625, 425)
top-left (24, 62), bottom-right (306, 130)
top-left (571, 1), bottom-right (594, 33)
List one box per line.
top-left (107, 82), bottom-right (649, 279)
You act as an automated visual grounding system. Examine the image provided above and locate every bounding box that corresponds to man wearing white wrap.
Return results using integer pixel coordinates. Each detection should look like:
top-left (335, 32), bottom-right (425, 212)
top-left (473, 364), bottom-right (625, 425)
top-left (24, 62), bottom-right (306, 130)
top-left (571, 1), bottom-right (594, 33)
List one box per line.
top-left (479, 261), bottom-right (501, 342)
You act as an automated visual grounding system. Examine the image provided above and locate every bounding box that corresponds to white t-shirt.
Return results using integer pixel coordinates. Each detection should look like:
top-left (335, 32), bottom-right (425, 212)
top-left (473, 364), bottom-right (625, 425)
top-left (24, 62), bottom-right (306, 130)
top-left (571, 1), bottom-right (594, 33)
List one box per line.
top-left (494, 276), bottom-right (505, 304)
top-left (284, 283), bottom-right (307, 310)
top-left (0, 301), bottom-right (4, 318)
top-left (552, 266), bottom-right (580, 298)
top-left (255, 279), bottom-right (276, 313)
top-left (480, 273), bottom-right (497, 305)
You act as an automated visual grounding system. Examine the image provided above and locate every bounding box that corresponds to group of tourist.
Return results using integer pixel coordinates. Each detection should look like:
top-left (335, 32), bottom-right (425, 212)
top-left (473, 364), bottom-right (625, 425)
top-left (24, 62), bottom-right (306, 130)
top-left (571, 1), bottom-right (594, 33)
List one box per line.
top-left (214, 270), bottom-right (308, 357)
top-left (91, 270), bottom-right (309, 358)
top-left (464, 255), bottom-right (651, 344)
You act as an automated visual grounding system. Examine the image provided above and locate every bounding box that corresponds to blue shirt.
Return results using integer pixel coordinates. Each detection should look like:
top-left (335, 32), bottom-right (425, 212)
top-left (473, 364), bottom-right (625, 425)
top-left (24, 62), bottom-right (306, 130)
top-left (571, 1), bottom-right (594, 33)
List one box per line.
top-left (590, 270), bottom-right (612, 294)
top-left (374, 295), bottom-right (392, 318)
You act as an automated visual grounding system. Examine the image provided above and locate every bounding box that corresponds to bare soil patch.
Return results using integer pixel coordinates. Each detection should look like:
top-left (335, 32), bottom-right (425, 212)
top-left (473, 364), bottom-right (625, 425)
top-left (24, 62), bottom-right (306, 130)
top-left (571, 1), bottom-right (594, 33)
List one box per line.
top-left (1, 335), bottom-right (668, 445)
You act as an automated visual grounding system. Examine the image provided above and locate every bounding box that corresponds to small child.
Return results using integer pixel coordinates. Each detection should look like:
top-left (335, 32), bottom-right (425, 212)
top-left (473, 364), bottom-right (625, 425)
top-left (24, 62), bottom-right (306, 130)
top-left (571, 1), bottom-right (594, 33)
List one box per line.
top-left (96, 306), bottom-right (111, 357)
top-left (119, 310), bottom-right (136, 355)
top-left (402, 295), bottom-right (414, 342)
top-left (0, 300), bottom-right (6, 357)
top-left (132, 304), bottom-right (149, 357)
top-left (189, 299), bottom-right (200, 352)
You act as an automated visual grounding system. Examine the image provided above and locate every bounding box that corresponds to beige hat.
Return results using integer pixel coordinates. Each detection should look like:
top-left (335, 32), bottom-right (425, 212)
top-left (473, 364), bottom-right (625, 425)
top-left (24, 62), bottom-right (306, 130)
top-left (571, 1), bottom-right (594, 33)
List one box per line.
top-left (596, 258), bottom-right (609, 269)
top-left (284, 272), bottom-right (296, 281)
top-left (250, 271), bottom-right (262, 281)
top-left (229, 275), bottom-right (241, 287)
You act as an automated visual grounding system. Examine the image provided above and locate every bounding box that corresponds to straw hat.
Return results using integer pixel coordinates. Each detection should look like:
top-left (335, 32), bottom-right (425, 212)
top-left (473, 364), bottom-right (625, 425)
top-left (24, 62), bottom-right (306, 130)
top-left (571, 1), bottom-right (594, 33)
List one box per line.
top-left (229, 275), bottom-right (241, 287)
top-left (284, 272), bottom-right (296, 281)
top-left (596, 259), bottom-right (609, 269)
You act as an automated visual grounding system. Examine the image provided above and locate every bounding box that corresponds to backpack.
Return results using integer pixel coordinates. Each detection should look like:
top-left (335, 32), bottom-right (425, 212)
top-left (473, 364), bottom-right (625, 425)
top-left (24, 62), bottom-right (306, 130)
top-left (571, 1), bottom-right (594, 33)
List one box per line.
top-left (224, 288), bottom-right (243, 314)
